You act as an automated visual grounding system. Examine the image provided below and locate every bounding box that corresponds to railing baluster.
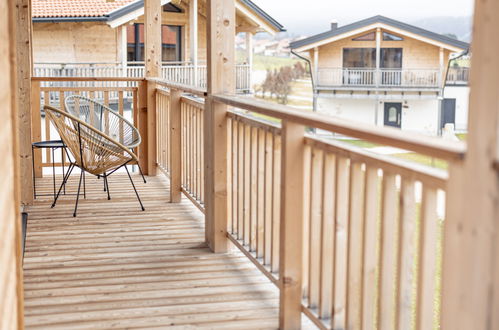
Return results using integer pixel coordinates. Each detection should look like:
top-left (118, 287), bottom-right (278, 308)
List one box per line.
top-left (416, 186), bottom-right (439, 330)
top-left (257, 128), bottom-right (265, 258)
top-left (346, 161), bottom-right (365, 329)
top-left (332, 156), bottom-right (349, 330)
top-left (362, 166), bottom-right (380, 330)
top-left (378, 172), bottom-right (399, 330)
top-left (397, 179), bottom-right (417, 330)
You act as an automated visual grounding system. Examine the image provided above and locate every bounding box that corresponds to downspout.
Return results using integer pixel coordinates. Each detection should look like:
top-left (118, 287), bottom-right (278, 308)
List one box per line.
top-left (439, 49), bottom-right (469, 135)
top-left (291, 49), bottom-right (317, 112)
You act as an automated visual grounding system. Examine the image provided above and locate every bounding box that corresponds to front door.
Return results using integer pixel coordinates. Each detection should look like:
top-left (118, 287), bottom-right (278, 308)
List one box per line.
top-left (384, 102), bottom-right (402, 128)
top-left (441, 98), bottom-right (456, 129)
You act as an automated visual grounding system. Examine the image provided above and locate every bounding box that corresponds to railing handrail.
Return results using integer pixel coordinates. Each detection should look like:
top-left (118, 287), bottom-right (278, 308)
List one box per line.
top-left (31, 76), bottom-right (145, 82)
top-left (212, 94), bottom-right (466, 161)
top-left (148, 78), bottom-right (207, 97)
top-left (319, 67), bottom-right (441, 71)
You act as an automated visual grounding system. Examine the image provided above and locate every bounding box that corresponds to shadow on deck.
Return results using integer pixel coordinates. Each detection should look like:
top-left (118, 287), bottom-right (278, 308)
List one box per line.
top-left (23, 173), bottom-right (283, 329)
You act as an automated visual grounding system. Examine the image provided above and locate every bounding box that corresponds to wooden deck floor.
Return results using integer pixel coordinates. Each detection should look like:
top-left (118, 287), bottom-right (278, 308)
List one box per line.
top-left (23, 172), bottom-right (290, 329)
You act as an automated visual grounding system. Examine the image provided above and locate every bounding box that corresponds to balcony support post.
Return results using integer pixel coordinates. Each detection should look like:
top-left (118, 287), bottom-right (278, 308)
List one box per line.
top-left (189, 0), bottom-right (198, 86)
top-left (15, 0), bottom-right (34, 205)
top-left (138, 80), bottom-right (149, 174)
top-left (441, 0), bottom-right (499, 328)
top-left (169, 88), bottom-right (182, 203)
top-left (279, 120), bottom-right (305, 329)
top-left (245, 32), bottom-right (254, 92)
top-left (144, 0), bottom-right (161, 176)
top-left (204, 0), bottom-right (235, 253)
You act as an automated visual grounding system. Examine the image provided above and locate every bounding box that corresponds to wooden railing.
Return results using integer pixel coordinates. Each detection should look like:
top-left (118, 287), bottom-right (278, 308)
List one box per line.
top-left (34, 63), bottom-right (251, 92)
top-left (151, 78), bottom-right (466, 329)
top-left (317, 68), bottom-right (442, 89)
top-left (446, 67), bottom-right (470, 85)
top-left (30, 77), bottom-right (143, 176)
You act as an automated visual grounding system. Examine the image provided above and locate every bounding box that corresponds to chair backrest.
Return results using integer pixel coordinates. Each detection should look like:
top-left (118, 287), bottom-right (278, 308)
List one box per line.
top-left (64, 95), bottom-right (141, 149)
top-left (44, 105), bottom-right (138, 176)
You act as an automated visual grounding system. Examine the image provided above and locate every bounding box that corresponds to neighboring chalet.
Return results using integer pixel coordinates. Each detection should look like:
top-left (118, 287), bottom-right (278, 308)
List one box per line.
top-left (290, 16), bottom-right (469, 135)
top-left (32, 0), bottom-right (284, 89)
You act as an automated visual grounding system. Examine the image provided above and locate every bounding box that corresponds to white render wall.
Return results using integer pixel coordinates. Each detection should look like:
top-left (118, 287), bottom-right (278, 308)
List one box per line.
top-left (443, 86), bottom-right (470, 132)
top-left (317, 96), bottom-right (440, 135)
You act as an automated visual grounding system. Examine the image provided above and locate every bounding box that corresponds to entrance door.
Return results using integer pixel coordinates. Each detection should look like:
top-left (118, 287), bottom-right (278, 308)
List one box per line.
top-left (384, 102), bottom-right (402, 128)
top-left (441, 98), bottom-right (456, 128)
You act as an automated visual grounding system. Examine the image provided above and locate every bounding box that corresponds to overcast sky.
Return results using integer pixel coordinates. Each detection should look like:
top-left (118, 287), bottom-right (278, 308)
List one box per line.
top-left (251, 0), bottom-right (474, 36)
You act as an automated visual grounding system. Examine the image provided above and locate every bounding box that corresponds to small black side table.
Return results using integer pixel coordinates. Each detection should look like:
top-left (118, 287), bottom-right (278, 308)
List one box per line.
top-left (32, 140), bottom-right (71, 200)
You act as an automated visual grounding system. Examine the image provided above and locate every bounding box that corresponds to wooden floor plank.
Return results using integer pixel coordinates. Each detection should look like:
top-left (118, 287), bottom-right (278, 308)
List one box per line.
top-left (24, 174), bottom-right (316, 329)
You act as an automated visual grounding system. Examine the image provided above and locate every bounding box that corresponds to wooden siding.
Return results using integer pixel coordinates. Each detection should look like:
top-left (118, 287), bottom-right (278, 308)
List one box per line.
top-left (0, 0), bottom-right (24, 327)
top-left (310, 28), bottom-right (451, 70)
top-left (32, 8), bottom-right (251, 64)
top-left (23, 174), bottom-right (315, 329)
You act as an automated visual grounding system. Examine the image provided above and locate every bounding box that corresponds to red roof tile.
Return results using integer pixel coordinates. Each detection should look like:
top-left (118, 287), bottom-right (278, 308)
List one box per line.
top-left (32, 0), bottom-right (136, 18)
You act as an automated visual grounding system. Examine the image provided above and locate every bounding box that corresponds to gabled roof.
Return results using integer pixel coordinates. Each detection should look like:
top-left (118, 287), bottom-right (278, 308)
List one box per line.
top-left (32, 0), bottom-right (284, 33)
top-left (290, 15), bottom-right (469, 52)
top-left (32, 0), bottom-right (135, 19)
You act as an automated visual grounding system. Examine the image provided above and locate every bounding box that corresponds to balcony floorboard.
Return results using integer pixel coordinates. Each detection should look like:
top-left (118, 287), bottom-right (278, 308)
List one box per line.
top-left (23, 173), bottom-right (302, 329)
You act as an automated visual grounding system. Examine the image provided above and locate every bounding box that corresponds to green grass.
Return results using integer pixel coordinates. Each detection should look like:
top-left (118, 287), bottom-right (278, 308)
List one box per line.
top-left (391, 153), bottom-right (448, 170)
top-left (237, 51), bottom-right (300, 71)
top-left (340, 139), bottom-right (381, 149)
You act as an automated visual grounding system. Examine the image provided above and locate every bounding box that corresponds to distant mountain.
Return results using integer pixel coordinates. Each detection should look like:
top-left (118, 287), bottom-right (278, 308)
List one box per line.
top-left (270, 16), bottom-right (473, 44)
top-left (410, 16), bottom-right (472, 42)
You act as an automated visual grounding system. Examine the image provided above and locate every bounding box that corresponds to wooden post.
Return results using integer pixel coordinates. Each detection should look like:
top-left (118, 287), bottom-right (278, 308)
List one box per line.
top-left (1, 0), bottom-right (25, 326)
top-left (440, 0), bottom-right (499, 328)
top-left (245, 32), bottom-right (253, 91)
top-left (138, 80), bottom-right (149, 174)
top-left (16, 0), bottom-right (33, 205)
top-left (169, 89), bottom-right (182, 202)
top-left (189, 0), bottom-right (198, 85)
top-left (279, 120), bottom-right (305, 329)
top-left (144, 0), bottom-right (161, 176)
top-left (204, 0), bottom-right (235, 252)
top-left (31, 80), bottom-right (42, 177)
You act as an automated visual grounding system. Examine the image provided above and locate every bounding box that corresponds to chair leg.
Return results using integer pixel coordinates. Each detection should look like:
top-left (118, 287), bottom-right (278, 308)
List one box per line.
top-left (137, 164), bottom-right (147, 184)
top-left (104, 175), bottom-right (111, 200)
top-left (73, 170), bottom-right (84, 217)
top-left (125, 165), bottom-right (145, 211)
top-left (52, 163), bottom-right (75, 208)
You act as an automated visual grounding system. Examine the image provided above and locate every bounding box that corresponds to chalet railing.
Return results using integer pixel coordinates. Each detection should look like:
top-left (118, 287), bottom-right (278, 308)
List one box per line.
top-left (317, 67), bottom-right (442, 88)
top-left (34, 63), bottom-right (251, 92)
top-left (446, 67), bottom-right (470, 85)
top-left (151, 78), bottom-right (466, 329)
top-left (30, 77), bottom-right (143, 175)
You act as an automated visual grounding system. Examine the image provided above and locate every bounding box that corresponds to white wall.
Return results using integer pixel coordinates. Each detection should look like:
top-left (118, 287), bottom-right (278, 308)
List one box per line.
top-left (443, 86), bottom-right (470, 132)
top-left (317, 95), bottom-right (440, 135)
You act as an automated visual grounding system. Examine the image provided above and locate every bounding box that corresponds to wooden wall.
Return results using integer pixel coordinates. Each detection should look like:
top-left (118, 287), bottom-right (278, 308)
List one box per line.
top-left (311, 29), bottom-right (452, 69)
top-left (0, 0), bottom-right (24, 328)
top-left (32, 8), bottom-right (249, 64)
top-left (32, 22), bottom-right (119, 63)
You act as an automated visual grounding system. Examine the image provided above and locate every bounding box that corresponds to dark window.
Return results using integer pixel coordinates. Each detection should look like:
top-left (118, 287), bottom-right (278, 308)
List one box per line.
top-left (380, 48), bottom-right (403, 68)
top-left (383, 32), bottom-right (403, 41)
top-left (343, 48), bottom-right (376, 68)
top-left (352, 32), bottom-right (375, 41)
top-left (163, 3), bottom-right (183, 12)
top-left (127, 24), bottom-right (182, 63)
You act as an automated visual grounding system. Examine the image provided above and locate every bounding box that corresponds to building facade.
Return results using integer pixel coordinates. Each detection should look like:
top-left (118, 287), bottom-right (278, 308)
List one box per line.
top-left (290, 16), bottom-right (469, 135)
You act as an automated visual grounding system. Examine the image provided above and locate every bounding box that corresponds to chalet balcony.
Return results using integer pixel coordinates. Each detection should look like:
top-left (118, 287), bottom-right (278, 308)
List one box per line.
top-left (33, 62), bottom-right (252, 92)
top-left (316, 67), bottom-right (443, 90)
top-left (445, 67), bottom-right (470, 86)
top-left (2, 0), bottom-right (498, 329)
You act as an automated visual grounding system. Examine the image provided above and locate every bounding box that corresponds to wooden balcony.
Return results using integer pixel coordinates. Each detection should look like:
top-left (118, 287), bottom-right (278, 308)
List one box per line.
top-left (2, 0), bottom-right (498, 329)
top-left (316, 67), bottom-right (442, 90)
top-left (24, 174), bottom-right (318, 329)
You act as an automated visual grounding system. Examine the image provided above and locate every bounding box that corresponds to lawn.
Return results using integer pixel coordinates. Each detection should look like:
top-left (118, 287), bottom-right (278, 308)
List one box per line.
top-left (236, 51), bottom-right (300, 71)
top-left (391, 153), bottom-right (448, 170)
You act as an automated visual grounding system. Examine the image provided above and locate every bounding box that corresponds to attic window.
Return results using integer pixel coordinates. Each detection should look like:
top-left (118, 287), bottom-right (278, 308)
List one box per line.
top-left (383, 32), bottom-right (403, 41)
top-left (163, 3), bottom-right (183, 12)
top-left (352, 32), bottom-right (375, 41)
